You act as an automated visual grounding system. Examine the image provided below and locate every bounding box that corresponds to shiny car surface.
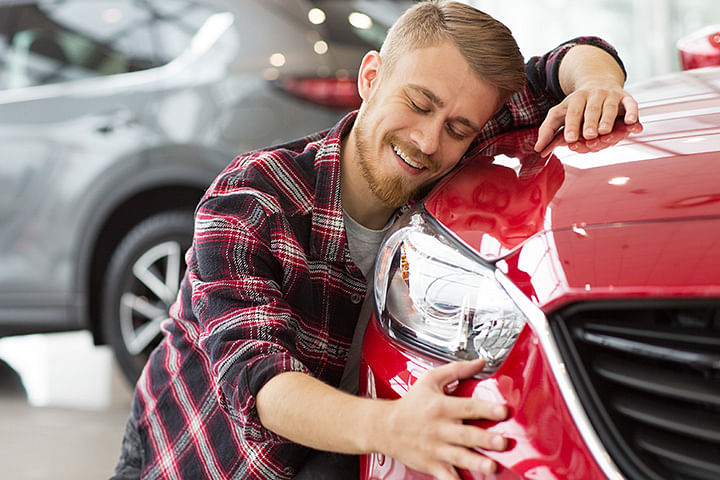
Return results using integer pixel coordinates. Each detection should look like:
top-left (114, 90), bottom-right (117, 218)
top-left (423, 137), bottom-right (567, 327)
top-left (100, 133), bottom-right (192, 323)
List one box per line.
top-left (0, 0), bottom-right (409, 383)
top-left (360, 66), bottom-right (720, 479)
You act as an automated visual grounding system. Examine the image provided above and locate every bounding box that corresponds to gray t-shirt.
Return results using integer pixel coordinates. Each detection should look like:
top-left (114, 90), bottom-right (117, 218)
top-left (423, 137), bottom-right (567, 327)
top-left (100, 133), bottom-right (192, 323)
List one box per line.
top-left (338, 210), bottom-right (392, 393)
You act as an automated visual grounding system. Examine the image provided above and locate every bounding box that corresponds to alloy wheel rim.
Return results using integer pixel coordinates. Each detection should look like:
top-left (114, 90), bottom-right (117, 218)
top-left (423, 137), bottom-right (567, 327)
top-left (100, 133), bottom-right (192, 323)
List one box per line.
top-left (119, 241), bottom-right (182, 356)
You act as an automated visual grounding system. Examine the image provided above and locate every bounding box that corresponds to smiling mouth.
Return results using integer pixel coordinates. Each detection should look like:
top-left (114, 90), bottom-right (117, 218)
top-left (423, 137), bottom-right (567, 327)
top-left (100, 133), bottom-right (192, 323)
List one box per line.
top-left (392, 143), bottom-right (425, 170)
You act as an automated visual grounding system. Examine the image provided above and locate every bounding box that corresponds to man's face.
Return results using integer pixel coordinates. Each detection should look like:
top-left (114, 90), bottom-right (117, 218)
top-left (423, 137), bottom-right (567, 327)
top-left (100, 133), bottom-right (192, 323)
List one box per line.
top-left (350, 41), bottom-right (501, 207)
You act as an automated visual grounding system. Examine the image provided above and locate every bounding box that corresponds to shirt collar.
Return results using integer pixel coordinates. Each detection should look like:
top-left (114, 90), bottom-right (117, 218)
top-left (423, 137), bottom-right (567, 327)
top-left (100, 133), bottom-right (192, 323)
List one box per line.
top-left (310, 110), bottom-right (358, 264)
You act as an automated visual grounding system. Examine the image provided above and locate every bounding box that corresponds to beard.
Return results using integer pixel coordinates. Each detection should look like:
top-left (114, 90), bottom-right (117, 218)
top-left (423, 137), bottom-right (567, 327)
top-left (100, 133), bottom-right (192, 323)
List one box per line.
top-left (353, 113), bottom-right (437, 208)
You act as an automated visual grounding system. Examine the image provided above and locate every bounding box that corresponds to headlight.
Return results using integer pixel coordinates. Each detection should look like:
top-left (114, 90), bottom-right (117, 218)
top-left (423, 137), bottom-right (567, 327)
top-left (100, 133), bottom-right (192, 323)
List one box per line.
top-left (374, 208), bottom-right (527, 373)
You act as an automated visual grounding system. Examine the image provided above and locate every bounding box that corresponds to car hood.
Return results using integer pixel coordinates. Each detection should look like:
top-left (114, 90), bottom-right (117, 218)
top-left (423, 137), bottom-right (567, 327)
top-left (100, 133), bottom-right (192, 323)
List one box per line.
top-left (426, 67), bottom-right (720, 260)
top-left (424, 67), bottom-right (720, 308)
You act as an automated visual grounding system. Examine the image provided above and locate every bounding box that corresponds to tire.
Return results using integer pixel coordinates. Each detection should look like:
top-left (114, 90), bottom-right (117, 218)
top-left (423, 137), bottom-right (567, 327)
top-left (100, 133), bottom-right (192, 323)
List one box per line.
top-left (102, 211), bottom-right (194, 384)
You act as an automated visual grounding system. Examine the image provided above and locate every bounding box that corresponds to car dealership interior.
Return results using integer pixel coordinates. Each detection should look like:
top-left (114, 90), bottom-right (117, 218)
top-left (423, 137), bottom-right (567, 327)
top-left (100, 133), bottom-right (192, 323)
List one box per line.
top-left (1, 0), bottom-right (719, 479)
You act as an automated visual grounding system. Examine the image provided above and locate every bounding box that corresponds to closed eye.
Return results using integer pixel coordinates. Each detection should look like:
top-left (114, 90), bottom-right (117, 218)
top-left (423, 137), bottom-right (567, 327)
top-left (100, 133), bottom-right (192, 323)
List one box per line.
top-left (410, 100), bottom-right (430, 114)
top-left (446, 123), bottom-right (470, 140)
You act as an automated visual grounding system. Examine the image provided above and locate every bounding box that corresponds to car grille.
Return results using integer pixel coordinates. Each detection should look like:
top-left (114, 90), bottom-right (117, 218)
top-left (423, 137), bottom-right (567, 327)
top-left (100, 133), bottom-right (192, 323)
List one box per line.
top-left (551, 301), bottom-right (720, 480)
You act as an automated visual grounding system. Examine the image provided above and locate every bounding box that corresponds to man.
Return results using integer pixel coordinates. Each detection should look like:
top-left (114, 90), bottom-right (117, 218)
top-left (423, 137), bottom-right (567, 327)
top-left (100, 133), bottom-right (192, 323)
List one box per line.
top-left (112, 2), bottom-right (638, 480)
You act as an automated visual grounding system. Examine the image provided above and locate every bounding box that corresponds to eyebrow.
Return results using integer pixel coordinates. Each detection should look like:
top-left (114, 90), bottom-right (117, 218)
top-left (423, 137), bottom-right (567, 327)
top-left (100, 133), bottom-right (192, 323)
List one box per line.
top-left (407, 83), bottom-right (481, 133)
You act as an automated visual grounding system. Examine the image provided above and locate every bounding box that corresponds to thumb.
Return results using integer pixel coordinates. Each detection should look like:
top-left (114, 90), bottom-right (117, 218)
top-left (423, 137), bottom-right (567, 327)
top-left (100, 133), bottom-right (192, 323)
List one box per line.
top-left (423, 359), bottom-right (486, 391)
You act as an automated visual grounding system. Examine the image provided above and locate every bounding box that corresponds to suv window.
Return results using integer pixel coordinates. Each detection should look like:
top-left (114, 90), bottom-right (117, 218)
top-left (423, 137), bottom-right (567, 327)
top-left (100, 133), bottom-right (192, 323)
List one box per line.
top-left (0, 0), bottom-right (217, 90)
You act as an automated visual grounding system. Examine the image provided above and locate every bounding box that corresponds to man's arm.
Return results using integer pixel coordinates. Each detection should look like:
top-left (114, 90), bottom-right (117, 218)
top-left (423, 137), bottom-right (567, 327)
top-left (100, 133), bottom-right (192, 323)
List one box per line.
top-left (257, 360), bottom-right (508, 480)
top-left (534, 44), bottom-right (639, 153)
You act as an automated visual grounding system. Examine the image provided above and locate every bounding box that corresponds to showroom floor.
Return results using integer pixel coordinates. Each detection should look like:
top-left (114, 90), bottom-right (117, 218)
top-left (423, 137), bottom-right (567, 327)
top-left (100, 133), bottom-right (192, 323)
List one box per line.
top-left (0, 332), bottom-right (134, 480)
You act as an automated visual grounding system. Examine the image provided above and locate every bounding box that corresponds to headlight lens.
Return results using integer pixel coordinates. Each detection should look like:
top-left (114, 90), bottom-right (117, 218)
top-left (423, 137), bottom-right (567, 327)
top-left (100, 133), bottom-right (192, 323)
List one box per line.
top-left (374, 210), bottom-right (527, 372)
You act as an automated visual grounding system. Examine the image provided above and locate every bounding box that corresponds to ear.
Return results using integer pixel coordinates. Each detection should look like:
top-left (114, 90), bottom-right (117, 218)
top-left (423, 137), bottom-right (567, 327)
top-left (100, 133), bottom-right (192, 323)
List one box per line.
top-left (357, 50), bottom-right (381, 101)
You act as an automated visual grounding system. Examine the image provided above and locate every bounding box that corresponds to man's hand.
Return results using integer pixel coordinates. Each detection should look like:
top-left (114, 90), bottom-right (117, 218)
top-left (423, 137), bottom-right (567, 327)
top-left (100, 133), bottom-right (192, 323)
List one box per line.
top-left (257, 360), bottom-right (508, 480)
top-left (376, 359), bottom-right (508, 480)
top-left (538, 117), bottom-right (644, 157)
top-left (534, 44), bottom-right (639, 153)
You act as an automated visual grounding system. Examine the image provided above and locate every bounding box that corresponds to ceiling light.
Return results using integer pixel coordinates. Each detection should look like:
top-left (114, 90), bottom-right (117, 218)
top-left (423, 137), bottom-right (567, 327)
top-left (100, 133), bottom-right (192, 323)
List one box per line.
top-left (314, 40), bottom-right (328, 55)
top-left (269, 53), bottom-right (286, 67)
top-left (348, 12), bottom-right (373, 30)
top-left (308, 8), bottom-right (326, 25)
top-left (263, 68), bottom-right (279, 81)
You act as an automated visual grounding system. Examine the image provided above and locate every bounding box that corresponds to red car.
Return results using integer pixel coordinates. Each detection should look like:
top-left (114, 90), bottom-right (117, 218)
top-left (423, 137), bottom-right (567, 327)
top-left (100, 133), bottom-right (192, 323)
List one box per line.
top-left (360, 65), bottom-right (720, 479)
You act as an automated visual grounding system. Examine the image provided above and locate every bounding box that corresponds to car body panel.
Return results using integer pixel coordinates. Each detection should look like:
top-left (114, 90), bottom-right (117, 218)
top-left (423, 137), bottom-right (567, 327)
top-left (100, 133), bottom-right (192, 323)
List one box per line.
top-left (425, 67), bottom-right (720, 263)
top-left (361, 317), bottom-right (606, 480)
top-left (500, 219), bottom-right (720, 314)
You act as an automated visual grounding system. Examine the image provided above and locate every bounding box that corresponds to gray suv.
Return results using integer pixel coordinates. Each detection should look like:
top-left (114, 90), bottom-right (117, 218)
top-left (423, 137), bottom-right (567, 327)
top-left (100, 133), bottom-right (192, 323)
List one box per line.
top-left (0, 0), bottom-right (408, 383)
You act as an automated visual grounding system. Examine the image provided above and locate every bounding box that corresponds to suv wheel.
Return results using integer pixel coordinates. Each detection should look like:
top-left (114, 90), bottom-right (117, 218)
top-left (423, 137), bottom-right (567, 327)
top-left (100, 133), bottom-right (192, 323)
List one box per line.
top-left (102, 211), bottom-right (194, 384)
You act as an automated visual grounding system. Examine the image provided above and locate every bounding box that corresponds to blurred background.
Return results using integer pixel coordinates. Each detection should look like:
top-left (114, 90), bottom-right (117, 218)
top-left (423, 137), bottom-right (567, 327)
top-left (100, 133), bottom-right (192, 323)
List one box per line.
top-left (1, 1), bottom-right (719, 479)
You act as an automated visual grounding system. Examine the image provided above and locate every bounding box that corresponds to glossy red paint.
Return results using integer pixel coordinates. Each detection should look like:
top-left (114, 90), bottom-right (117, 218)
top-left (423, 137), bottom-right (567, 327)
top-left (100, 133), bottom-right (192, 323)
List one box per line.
top-left (426, 67), bottom-right (720, 265)
top-left (360, 315), bottom-right (606, 480)
top-left (499, 219), bottom-right (720, 314)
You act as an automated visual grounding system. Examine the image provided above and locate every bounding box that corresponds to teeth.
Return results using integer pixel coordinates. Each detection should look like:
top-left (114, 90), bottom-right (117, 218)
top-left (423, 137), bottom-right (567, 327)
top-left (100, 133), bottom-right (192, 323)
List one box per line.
top-left (392, 144), bottom-right (424, 169)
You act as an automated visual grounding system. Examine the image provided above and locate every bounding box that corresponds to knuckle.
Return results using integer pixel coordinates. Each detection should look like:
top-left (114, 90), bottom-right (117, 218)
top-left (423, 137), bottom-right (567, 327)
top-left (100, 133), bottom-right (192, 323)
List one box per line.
top-left (425, 423), bottom-right (442, 440)
top-left (457, 427), bottom-right (475, 446)
top-left (585, 102), bottom-right (602, 114)
top-left (460, 399), bottom-right (476, 417)
top-left (548, 105), bottom-right (566, 117)
top-left (447, 448), bottom-right (464, 467)
top-left (433, 466), bottom-right (457, 480)
top-left (566, 105), bottom-right (584, 116)
top-left (426, 398), bottom-right (445, 417)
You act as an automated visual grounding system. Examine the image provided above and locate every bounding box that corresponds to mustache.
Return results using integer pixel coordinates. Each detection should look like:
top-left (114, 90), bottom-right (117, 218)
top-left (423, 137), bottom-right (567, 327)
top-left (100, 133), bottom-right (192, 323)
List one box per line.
top-left (383, 133), bottom-right (437, 170)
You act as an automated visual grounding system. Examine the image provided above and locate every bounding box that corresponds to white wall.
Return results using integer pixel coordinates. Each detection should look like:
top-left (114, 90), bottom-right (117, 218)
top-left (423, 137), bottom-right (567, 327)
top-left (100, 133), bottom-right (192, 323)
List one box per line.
top-left (468, 0), bottom-right (720, 84)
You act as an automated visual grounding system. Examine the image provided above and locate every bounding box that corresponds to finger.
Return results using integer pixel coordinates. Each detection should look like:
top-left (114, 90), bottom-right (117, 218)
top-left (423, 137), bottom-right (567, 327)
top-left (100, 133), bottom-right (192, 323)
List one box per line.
top-left (423, 359), bottom-right (486, 389)
top-left (562, 94), bottom-right (587, 143)
top-left (622, 95), bottom-right (639, 124)
top-left (582, 92), bottom-right (605, 140)
top-left (428, 463), bottom-right (462, 480)
top-left (598, 96), bottom-right (620, 135)
top-left (534, 107), bottom-right (566, 152)
top-left (629, 121), bottom-right (644, 134)
top-left (435, 445), bottom-right (498, 475)
top-left (540, 132), bottom-right (567, 157)
top-left (441, 423), bottom-right (507, 451)
top-left (442, 396), bottom-right (508, 421)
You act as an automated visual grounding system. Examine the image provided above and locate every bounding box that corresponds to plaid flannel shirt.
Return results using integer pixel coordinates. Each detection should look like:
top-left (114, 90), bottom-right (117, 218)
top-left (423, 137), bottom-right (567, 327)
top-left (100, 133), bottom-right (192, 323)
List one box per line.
top-left (129, 36), bottom-right (624, 480)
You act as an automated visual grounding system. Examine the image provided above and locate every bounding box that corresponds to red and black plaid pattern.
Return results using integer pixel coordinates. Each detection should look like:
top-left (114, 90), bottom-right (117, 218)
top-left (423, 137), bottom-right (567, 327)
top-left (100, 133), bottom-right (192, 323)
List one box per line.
top-left (128, 36), bottom-right (622, 480)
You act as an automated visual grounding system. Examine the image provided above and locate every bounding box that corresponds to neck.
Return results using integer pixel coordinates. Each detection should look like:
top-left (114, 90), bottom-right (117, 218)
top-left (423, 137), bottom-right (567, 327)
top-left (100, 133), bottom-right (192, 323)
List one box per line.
top-left (340, 126), bottom-right (396, 230)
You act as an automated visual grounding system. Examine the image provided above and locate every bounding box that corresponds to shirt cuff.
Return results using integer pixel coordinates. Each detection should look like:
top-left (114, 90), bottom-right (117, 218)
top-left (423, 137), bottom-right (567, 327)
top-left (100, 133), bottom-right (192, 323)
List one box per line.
top-left (218, 351), bottom-right (311, 444)
top-left (527, 36), bottom-right (627, 103)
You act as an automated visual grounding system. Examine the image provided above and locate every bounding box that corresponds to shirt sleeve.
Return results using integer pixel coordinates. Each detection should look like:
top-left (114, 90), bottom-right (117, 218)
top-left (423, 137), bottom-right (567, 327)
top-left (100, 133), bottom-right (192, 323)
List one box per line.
top-left (470, 36), bottom-right (626, 153)
top-left (185, 184), bottom-right (311, 443)
top-left (526, 36), bottom-right (627, 103)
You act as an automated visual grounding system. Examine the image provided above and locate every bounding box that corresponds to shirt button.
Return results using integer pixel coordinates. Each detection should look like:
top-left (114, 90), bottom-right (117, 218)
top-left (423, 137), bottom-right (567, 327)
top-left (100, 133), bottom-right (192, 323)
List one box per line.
top-left (350, 293), bottom-right (363, 304)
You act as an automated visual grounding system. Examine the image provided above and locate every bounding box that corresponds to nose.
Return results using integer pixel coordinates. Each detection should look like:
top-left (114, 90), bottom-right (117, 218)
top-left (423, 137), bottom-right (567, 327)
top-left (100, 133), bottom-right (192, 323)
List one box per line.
top-left (409, 116), bottom-right (443, 156)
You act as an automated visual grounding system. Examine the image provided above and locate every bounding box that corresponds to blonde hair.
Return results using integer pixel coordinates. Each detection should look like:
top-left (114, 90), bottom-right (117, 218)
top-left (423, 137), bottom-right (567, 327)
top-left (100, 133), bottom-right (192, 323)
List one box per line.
top-left (380, 1), bottom-right (525, 104)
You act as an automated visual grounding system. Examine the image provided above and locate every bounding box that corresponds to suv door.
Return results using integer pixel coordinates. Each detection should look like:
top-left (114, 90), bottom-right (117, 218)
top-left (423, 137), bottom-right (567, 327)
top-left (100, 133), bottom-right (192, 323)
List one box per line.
top-left (0, 1), bottom-right (161, 329)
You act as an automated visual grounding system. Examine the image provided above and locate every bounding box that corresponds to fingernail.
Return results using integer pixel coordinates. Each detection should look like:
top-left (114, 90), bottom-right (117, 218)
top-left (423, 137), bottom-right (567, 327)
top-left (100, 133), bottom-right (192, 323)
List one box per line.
top-left (492, 435), bottom-right (506, 449)
top-left (599, 122), bottom-right (610, 131)
top-left (482, 458), bottom-right (496, 474)
top-left (493, 405), bottom-right (507, 418)
top-left (566, 132), bottom-right (577, 141)
top-left (626, 114), bottom-right (637, 122)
